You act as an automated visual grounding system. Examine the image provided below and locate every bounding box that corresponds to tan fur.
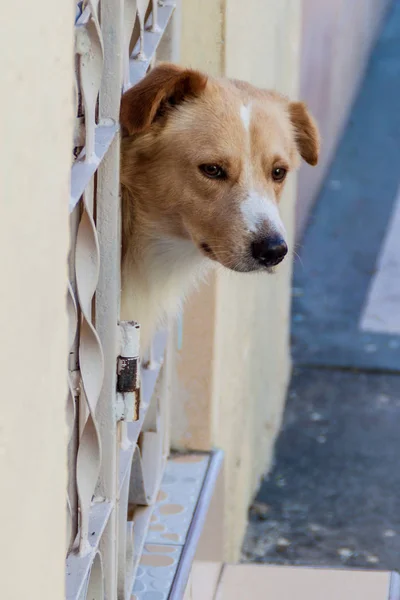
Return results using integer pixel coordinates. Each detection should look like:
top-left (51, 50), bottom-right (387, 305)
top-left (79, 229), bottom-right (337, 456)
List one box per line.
top-left (120, 63), bottom-right (319, 351)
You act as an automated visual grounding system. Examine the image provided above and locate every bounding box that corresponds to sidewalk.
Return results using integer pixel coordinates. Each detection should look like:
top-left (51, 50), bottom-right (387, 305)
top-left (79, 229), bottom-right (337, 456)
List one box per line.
top-left (243, 0), bottom-right (400, 570)
top-left (187, 562), bottom-right (398, 599)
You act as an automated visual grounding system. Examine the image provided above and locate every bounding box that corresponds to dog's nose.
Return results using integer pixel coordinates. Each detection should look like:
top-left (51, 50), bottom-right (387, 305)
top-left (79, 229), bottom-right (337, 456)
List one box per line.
top-left (251, 236), bottom-right (288, 266)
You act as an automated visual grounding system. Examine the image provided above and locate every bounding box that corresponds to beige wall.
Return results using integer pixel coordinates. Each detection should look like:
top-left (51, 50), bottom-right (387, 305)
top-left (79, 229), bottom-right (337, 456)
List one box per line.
top-left (0, 4), bottom-right (73, 599)
top-left (174, 0), bottom-right (301, 561)
top-left (297, 0), bottom-right (391, 236)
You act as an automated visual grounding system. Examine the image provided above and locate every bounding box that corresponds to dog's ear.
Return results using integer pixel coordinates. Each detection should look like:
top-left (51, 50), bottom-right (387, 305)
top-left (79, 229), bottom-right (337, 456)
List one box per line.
top-left (289, 102), bottom-right (320, 166)
top-left (120, 63), bottom-right (207, 135)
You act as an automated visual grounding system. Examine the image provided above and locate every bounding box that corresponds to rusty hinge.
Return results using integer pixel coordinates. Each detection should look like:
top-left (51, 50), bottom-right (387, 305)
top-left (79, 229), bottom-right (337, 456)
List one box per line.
top-left (116, 321), bottom-right (141, 422)
top-left (117, 355), bottom-right (139, 393)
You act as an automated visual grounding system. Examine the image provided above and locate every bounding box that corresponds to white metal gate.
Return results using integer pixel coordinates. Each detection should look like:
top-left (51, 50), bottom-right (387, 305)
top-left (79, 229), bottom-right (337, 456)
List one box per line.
top-left (67, 2), bottom-right (180, 598)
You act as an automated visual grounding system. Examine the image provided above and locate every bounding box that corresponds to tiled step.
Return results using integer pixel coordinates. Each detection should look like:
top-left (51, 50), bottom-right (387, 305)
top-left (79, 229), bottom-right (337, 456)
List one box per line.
top-left (132, 450), bottom-right (223, 599)
top-left (187, 562), bottom-right (400, 600)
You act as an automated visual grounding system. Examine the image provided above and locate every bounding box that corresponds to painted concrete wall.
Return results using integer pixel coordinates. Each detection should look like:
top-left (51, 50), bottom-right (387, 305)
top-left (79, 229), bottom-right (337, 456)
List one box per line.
top-left (0, 3), bottom-right (73, 599)
top-left (174, 0), bottom-right (301, 560)
top-left (297, 0), bottom-right (391, 237)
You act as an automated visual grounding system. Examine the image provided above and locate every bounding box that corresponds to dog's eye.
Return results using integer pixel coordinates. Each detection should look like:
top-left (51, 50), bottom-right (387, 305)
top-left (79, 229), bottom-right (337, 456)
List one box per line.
top-left (272, 167), bottom-right (287, 182)
top-left (199, 164), bottom-right (227, 179)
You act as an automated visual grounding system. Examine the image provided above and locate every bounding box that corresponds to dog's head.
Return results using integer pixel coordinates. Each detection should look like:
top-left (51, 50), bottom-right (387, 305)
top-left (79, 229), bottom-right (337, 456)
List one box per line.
top-left (120, 63), bottom-right (319, 272)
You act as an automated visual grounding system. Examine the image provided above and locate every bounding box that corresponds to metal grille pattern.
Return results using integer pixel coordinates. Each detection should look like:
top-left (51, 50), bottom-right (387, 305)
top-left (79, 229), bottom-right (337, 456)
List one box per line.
top-left (67, 2), bottom-right (177, 598)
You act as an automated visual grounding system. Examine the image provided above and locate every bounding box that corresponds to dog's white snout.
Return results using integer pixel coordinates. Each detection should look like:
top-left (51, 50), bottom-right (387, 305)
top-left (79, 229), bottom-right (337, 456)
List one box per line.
top-left (240, 191), bottom-right (286, 239)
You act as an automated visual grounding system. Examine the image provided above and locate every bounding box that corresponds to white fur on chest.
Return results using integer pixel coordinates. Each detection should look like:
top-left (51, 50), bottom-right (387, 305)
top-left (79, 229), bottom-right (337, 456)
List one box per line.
top-left (121, 236), bottom-right (212, 351)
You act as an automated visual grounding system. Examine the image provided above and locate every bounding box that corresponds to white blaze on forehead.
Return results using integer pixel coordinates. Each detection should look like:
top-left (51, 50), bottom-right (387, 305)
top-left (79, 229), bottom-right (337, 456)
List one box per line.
top-left (241, 192), bottom-right (287, 237)
top-left (240, 104), bottom-right (252, 132)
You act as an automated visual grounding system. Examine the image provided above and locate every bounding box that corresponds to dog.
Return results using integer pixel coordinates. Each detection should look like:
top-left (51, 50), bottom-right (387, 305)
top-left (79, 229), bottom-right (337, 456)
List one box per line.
top-left (120, 63), bottom-right (319, 353)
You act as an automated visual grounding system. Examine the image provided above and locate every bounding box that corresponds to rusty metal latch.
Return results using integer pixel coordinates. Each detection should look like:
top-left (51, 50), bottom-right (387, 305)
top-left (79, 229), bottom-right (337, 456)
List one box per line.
top-left (116, 321), bottom-right (141, 421)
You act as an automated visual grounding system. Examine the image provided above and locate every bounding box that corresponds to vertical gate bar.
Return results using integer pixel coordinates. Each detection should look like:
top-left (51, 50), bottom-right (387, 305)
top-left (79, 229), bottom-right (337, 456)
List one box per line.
top-left (151, 1), bottom-right (182, 470)
top-left (96, 0), bottom-right (124, 597)
top-left (156, 0), bottom-right (181, 64)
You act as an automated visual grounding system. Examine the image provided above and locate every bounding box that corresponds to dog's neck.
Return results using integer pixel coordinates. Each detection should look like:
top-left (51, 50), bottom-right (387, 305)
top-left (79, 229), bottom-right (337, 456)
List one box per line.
top-left (121, 216), bottom-right (213, 351)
